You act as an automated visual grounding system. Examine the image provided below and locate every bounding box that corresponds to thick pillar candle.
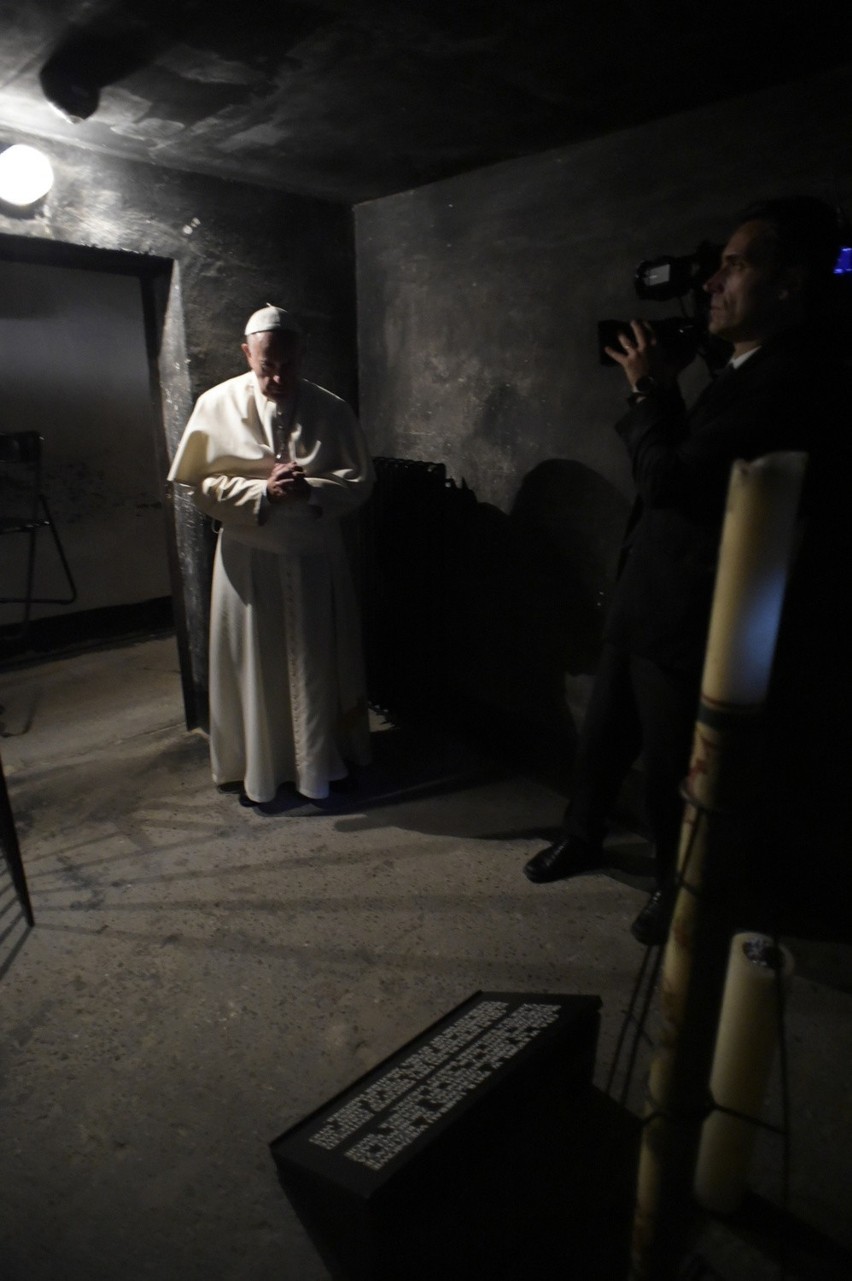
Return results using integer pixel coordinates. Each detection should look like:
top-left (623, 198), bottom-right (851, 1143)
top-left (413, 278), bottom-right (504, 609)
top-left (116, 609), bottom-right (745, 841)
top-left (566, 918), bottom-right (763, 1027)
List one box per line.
top-left (694, 933), bottom-right (794, 1214)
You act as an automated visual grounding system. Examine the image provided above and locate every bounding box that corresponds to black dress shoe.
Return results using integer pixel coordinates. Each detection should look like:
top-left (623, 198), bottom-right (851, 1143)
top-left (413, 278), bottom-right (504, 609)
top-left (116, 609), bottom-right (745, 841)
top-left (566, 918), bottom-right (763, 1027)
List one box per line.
top-left (524, 836), bottom-right (600, 884)
top-left (630, 888), bottom-right (674, 946)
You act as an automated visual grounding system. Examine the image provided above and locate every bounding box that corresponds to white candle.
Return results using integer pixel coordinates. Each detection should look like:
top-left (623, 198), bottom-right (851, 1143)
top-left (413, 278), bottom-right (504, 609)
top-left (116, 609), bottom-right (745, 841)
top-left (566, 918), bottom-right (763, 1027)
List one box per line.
top-left (693, 933), bottom-right (794, 1214)
top-left (701, 452), bottom-right (807, 708)
top-left (631, 452), bottom-right (808, 1278)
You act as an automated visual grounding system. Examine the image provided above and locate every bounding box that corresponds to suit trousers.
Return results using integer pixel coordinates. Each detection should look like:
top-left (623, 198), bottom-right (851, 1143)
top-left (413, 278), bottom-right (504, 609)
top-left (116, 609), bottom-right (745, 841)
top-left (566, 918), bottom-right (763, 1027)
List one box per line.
top-left (564, 643), bottom-right (699, 886)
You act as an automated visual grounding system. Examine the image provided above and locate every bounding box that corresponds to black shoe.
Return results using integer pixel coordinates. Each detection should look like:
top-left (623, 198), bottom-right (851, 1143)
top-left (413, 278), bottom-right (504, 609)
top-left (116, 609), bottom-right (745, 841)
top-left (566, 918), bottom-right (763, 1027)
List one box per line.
top-left (524, 836), bottom-right (600, 884)
top-left (630, 888), bottom-right (674, 946)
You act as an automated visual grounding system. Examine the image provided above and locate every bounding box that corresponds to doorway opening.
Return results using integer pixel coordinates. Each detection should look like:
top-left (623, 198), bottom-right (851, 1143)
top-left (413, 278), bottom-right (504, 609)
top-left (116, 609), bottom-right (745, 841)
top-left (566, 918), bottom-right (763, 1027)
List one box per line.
top-left (0, 233), bottom-right (196, 724)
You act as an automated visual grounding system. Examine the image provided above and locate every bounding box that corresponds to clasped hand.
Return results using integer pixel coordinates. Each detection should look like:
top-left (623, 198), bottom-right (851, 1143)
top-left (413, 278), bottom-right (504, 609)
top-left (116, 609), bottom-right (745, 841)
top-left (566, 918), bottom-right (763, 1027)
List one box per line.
top-left (267, 459), bottom-right (310, 502)
top-left (604, 319), bottom-right (677, 390)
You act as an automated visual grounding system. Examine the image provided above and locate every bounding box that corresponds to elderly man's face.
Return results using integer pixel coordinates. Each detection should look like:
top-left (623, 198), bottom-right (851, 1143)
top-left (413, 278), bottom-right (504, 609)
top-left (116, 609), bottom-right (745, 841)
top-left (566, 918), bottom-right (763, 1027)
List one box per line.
top-left (242, 330), bottom-right (304, 401)
top-left (703, 219), bottom-right (799, 351)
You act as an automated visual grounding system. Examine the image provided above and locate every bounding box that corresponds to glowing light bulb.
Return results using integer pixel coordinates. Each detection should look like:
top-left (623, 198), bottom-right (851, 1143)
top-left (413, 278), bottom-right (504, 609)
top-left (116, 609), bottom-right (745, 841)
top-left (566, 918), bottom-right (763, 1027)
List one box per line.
top-left (0, 144), bottom-right (54, 206)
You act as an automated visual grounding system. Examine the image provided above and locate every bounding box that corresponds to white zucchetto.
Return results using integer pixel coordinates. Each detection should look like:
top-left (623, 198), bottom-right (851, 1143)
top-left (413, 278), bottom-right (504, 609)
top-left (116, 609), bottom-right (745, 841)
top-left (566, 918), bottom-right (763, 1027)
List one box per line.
top-left (244, 304), bottom-right (303, 337)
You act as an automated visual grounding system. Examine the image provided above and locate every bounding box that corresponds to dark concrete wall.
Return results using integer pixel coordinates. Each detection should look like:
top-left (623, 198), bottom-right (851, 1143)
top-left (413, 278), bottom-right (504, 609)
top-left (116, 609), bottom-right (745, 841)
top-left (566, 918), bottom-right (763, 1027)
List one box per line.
top-left (1, 135), bottom-right (356, 725)
top-left (355, 64), bottom-right (852, 759)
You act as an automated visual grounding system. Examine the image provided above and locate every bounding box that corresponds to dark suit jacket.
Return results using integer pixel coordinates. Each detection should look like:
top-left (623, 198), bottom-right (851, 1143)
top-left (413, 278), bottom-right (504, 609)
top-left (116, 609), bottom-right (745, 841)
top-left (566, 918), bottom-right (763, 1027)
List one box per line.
top-left (603, 326), bottom-right (835, 675)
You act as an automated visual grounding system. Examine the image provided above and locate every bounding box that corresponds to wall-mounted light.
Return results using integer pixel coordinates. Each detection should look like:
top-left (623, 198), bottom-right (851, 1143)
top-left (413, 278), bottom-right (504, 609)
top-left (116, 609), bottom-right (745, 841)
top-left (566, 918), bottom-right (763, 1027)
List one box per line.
top-left (0, 144), bottom-right (55, 207)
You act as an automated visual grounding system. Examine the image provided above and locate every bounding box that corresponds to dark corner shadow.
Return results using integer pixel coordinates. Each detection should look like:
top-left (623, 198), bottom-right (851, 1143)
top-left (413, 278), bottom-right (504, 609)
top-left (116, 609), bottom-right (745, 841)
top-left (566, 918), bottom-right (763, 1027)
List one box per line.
top-left (363, 455), bottom-right (630, 790)
top-left (723, 1191), bottom-right (852, 1280)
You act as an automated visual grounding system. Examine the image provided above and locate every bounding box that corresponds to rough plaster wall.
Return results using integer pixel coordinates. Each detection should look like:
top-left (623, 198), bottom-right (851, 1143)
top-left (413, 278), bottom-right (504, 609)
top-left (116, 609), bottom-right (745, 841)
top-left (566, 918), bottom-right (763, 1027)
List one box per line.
top-left (0, 138), bottom-right (356, 723)
top-left (1, 139), bottom-right (356, 416)
top-left (357, 63), bottom-right (852, 507)
top-left (355, 64), bottom-right (852, 738)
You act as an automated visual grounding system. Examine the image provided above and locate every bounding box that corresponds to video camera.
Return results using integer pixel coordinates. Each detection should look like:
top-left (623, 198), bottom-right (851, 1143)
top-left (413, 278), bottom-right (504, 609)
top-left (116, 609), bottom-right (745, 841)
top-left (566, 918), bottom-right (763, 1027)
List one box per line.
top-left (598, 241), bottom-right (722, 370)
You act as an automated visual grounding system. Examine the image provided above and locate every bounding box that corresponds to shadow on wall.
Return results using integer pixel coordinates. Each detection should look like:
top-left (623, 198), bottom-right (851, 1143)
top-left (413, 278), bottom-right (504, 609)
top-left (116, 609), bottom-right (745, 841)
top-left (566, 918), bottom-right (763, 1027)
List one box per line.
top-left (364, 456), bottom-right (630, 775)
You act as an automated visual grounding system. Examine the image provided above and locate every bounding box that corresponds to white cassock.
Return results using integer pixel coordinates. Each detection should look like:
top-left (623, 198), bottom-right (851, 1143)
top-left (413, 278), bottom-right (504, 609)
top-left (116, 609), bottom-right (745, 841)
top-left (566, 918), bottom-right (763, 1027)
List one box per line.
top-left (168, 371), bottom-right (374, 802)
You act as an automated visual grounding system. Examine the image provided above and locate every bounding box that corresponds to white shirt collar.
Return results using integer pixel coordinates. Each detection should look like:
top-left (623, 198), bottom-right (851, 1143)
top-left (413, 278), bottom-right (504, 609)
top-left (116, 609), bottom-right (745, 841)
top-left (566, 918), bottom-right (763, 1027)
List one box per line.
top-left (729, 346), bottom-right (761, 370)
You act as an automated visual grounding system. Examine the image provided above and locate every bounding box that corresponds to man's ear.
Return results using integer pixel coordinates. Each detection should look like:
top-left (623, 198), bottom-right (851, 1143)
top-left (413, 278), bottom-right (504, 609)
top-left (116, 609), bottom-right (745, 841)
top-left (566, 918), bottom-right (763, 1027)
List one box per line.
top-left (241, 341), bottom-right (251, 364)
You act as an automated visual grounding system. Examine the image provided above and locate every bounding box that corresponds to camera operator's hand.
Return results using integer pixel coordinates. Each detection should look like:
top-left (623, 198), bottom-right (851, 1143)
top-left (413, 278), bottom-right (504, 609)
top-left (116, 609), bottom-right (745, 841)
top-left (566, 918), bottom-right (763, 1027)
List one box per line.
top-left (604, 319), bottom-right (677, 394)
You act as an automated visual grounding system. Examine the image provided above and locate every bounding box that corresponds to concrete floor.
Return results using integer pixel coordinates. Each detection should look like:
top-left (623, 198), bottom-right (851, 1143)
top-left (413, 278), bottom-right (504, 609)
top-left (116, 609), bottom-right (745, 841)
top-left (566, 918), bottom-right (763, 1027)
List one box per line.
top-left (1, 634), bottom-right (850, 1280)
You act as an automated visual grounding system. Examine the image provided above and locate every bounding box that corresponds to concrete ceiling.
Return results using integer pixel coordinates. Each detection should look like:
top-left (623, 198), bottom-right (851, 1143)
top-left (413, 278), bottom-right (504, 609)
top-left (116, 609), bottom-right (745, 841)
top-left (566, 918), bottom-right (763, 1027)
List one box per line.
top-left (1, 0), bottom-right (850, 206)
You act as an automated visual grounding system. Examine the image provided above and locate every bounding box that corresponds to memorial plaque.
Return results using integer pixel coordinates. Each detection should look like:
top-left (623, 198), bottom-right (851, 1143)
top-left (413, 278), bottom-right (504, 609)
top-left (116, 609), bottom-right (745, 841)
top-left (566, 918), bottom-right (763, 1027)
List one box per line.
top-left (269, 991), bottom-right (631, 1280)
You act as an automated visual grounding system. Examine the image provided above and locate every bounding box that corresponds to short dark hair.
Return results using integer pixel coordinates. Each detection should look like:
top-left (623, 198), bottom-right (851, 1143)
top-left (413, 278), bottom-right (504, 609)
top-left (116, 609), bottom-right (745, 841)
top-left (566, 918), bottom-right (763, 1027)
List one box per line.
top-left (738, 196), bottom-right (841, 298)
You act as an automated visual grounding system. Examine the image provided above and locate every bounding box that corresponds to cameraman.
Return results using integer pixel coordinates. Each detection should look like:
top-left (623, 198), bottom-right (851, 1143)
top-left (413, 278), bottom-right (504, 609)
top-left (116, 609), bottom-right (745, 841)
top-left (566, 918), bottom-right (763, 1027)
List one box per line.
top-left (523, 196), bottom-right (842, 945)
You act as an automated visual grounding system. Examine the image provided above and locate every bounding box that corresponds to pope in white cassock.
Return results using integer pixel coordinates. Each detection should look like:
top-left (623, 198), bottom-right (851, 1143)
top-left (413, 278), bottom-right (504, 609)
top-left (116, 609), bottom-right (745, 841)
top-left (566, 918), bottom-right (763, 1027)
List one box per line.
top-left (168, 305), bottom-right (374, 810)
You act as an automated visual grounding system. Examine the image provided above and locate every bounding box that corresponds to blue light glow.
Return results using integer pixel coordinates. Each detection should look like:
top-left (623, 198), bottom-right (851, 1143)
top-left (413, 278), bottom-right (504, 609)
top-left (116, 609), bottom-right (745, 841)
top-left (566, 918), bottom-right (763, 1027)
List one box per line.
top-left (833, 245), bottom-right (852, 275)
